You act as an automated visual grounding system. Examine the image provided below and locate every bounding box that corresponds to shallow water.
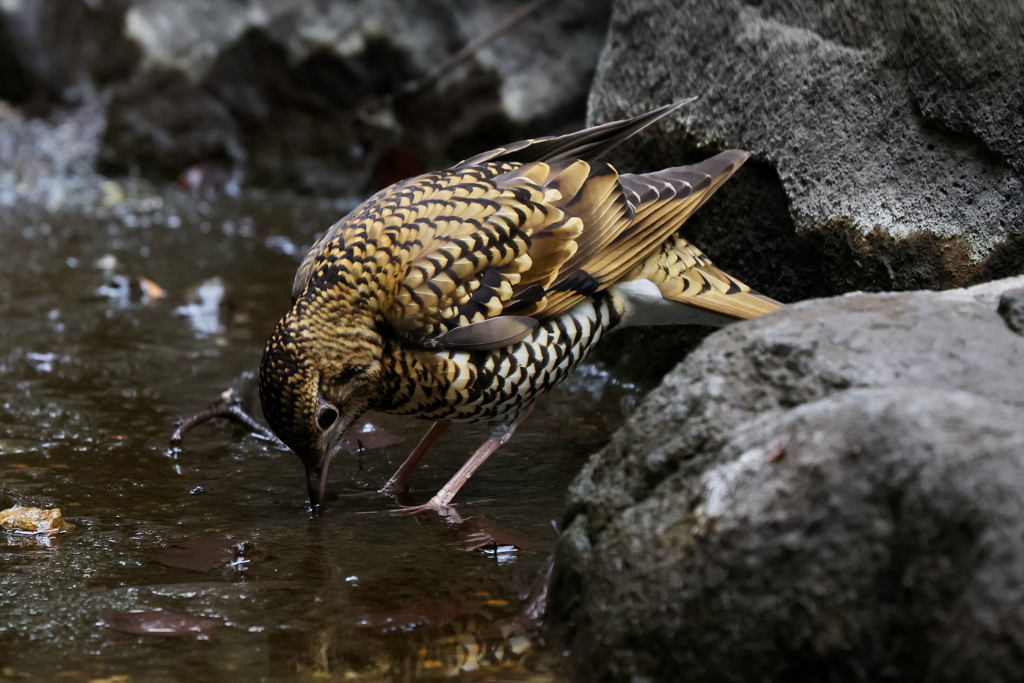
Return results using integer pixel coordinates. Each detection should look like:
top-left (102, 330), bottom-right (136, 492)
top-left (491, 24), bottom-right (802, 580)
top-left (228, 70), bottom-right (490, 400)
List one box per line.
top-left (0, 185), bottom-right (639, 682)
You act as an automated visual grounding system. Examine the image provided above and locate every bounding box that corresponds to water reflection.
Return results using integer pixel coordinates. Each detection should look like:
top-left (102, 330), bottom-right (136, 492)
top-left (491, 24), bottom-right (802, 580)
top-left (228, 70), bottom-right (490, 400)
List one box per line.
top-left (268, 612), bottom-right (554, 681)
top-left (175, 277), bottom-right (227, 337)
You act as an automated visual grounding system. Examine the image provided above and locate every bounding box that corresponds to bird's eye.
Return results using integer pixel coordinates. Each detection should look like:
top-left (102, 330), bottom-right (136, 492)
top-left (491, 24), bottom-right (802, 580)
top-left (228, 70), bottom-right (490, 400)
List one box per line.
top-left (317, 405), bottom-right (339, 431)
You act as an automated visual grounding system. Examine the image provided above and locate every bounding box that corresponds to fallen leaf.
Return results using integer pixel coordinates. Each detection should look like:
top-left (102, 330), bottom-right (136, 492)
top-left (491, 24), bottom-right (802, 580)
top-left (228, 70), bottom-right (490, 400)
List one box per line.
top-left (97, 608), bottom-right (219, 637)
top-left (339, 423), bottom-right (404, 452)
top-left (153, 533), bottom-right (254, 573)
top-left (137, 276), bottom-right (167, 301)
top-left (0, 506), bottom-right (74, 534)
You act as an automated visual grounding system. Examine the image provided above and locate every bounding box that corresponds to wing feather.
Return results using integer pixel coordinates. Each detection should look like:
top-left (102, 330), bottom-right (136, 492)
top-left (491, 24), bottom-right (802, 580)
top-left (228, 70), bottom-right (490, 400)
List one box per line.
top-left (293, 101), bottom-right (774, 353)
top-left (534, 150), bottom-right (754, 320)
top-left (453, 98), bottom-right (696, 168)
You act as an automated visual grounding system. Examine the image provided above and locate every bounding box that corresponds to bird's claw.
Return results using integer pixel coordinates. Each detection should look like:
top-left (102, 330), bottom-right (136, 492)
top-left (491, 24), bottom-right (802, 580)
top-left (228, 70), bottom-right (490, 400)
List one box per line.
top-left (396, 498), bottom-right (460, 518)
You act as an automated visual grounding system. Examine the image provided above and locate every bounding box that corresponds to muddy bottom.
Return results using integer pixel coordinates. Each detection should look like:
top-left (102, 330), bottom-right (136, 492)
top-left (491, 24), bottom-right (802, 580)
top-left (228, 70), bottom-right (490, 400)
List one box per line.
top-left (0, 185), bottom-right (639, 682)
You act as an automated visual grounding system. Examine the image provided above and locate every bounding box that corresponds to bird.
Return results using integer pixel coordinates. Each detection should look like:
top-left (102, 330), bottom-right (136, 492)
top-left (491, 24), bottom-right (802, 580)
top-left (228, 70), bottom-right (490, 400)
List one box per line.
top-left (258, 99), bottom-right (781, 513)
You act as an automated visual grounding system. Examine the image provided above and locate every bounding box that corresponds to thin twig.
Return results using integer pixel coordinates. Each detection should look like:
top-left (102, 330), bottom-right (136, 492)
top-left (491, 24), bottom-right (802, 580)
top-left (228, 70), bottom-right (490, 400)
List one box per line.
top-left (360, 0), bottom-right (546, 117)
top-left (172, 399), bottom-right (287, 449)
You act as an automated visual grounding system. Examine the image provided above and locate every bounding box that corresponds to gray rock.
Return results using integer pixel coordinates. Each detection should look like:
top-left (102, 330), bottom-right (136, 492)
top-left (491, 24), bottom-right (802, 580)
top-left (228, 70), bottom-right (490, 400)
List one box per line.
top-left (101, 68), bottom-right (243, 179)
top-left (100, 0), bottom-right (609, 192)
top-left (0, 0), bottom-right (139, 107)
top-left (0, 98), bottom-right (109, 210)
top-left (553, 275), bottom-right (1024, 682)
top-left (1, 0), bottom-right (610, 193)
top-left (586, 0), bottom-right (1024, 298)
top-left (998, 288), bottom-right (1024, 335)
top-left (119, 0), bottom-right (605, 123)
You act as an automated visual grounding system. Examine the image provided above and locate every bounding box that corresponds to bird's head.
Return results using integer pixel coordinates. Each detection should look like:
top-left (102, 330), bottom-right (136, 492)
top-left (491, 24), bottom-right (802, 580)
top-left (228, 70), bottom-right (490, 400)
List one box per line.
top-left (258, 305), bottom-right (383, 510)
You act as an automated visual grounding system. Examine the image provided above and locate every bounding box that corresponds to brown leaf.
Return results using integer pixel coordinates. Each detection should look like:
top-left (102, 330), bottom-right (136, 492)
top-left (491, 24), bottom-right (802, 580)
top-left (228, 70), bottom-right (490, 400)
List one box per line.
top-left (0, 506), bottom-right (74, 534)
top-left (339, 423), bottom-right (405, 453)
top-left (97, 608), bottom-right (219, 637)
top-left (137, 276), bottom-right (167, 301)
top-left (153, 533), bottom-right (251, 573)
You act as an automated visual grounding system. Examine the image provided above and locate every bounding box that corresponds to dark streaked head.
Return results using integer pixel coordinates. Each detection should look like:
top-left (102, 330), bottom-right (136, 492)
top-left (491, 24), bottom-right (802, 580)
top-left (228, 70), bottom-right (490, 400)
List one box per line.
top-left (258, 307), bottom-right (383, 510)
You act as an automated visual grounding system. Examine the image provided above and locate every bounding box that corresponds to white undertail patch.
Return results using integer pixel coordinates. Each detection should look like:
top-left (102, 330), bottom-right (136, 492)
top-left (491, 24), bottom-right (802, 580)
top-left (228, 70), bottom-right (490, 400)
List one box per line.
top-left (612, 279), bottom-right (736, 328)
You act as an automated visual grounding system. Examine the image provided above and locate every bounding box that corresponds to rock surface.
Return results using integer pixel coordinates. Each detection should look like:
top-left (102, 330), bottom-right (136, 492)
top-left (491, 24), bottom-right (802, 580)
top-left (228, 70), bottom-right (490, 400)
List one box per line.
top-left (1, 0), bottom-right (611, 195)
top-left (586, 0), bottom-right (1024, 301)
top-left (0, 0), bottom-right (140, 109)
top-left (553, 275), bottom-right (1024, 683)
top-left (0, 98), bottom-right (109, 209)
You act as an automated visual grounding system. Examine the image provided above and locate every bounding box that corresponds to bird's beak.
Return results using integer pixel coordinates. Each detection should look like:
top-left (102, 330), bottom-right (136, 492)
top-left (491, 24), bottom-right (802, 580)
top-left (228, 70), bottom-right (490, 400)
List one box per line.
top-left (304, 409), bottom-right (361, 512)
top-left (305, 460), bottom-right (328, 511)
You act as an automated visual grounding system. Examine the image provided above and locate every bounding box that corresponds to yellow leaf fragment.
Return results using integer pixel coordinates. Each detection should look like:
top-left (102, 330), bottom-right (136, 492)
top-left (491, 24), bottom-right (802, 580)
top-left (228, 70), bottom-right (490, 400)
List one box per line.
top-left (138, 277), bottom-right (167, 301)
top-left (0, 506), bottom-right (75, 534)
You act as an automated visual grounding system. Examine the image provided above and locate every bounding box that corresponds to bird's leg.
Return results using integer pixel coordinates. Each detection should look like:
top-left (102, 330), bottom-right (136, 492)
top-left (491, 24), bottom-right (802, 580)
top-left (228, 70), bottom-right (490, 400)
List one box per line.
top-left (379, 421), bottom-right (451, 496)
top-left (399, 420), bottom-right (518, 515)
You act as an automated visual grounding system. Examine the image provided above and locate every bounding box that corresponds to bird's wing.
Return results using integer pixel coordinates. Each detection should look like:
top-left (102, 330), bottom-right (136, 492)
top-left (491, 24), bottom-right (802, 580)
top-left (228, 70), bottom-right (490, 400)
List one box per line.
top-left (292, 102), bottom-right (774, 351)
top-left (532, 150), bottom-right (778, 322)
top-left (292, 221), bottom-right (345, 301)
top-left (288, 163), bottom-right (578, 351)
top-left (294, 99), bottom-right (693, 303)
top-left (453, 98), bottom-right (695, 168)
top-left (377, 163), bottom-right (584, 350)
top-left (375, 151), bottom-right (772, 349)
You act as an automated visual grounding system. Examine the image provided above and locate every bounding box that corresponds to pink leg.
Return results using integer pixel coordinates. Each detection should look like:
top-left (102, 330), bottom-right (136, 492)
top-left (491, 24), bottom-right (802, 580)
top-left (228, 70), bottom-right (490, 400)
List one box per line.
top-left (400, 420), bottom-right (518, 514)
top-left (379, 421), bottom-right (451, 495)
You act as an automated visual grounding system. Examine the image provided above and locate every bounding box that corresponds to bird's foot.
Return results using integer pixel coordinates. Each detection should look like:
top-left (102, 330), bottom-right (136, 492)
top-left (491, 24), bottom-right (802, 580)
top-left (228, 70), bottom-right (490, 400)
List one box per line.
top-left (396, 497), bottom-right (460, 519)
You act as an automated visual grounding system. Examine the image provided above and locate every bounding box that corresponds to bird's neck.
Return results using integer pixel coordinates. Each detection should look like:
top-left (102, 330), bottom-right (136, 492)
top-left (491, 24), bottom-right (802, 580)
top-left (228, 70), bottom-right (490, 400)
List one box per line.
top-left (302, 300), bottom-right (382, 357)
top-left (309, 232), bottom-right (405, 313)
top-left (294, 231), bottom-right (406, 377)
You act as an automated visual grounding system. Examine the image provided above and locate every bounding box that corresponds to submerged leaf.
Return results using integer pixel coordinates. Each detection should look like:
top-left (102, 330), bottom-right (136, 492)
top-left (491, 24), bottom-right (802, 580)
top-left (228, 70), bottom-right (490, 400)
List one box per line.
top-left (97, 608), bottom-right (219, 637)
top-left (339, 423), bottom-right (405, 453)
top-left (138, 276), bottom-right (167, 302)
top-left (153, 533), bottom-right (253, 573)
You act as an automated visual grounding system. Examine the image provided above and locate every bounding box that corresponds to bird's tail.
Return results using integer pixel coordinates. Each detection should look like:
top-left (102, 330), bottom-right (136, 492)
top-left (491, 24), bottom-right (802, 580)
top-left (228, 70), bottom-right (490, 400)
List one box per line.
top-left (608, 150), bottom-right (781, 324)
top-left (621, 231), bottom-right (781, 323)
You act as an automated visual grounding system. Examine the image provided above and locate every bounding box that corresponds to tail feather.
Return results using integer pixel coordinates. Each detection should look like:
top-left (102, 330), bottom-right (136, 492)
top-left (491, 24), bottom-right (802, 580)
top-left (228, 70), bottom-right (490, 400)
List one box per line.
top-left (625, 233), bottom-right (781, 322)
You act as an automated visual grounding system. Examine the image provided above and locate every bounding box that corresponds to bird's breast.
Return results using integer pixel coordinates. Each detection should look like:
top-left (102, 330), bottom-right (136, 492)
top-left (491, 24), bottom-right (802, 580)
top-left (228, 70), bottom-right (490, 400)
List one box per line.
top-left (377, 293), bottom-right (623, 424)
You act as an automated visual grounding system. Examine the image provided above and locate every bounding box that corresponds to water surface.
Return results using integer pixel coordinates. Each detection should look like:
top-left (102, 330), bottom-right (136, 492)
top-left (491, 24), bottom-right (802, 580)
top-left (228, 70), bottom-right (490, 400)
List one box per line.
top-left (0, 185), bottom-right (638, 682)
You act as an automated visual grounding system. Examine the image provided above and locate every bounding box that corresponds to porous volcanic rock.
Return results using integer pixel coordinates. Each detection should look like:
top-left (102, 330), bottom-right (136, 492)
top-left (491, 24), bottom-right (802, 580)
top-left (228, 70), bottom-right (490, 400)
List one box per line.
top-left (553, 275), bottom-right (1024, 683)
top-left (586, 0), bottom-right (1024, 303)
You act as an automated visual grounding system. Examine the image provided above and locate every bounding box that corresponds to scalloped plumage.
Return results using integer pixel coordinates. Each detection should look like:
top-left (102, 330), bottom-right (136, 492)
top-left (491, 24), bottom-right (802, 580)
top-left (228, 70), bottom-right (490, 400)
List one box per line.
top-left (260, 99), bottom-right (782, 512)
